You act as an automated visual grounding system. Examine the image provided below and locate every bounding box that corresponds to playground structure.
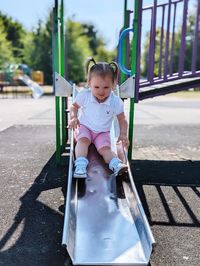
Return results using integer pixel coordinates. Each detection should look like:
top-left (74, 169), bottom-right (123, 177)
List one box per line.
top-left (0, 64), bottom-right (44, 98)
top-left (53, 0), bottom-right (200, 265)
top-left (121, 0), bottom-right (200, 102)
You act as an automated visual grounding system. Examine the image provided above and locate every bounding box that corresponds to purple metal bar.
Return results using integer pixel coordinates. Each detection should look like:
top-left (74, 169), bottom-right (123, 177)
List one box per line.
top-left (137, 0), bottom-right (200, 100)
top-left (148, 1), bottom-right (157, 84)
top-left (139, 80), bottom-right (200, 101)
top-left (135, 0), bottom-right (143, 103)
top-left (147, 7), bottom-right (153, 81)
top-left (178, 0), bottom-right (189, 77)
top-left (164, 0), bottom-right (172, 80)
top-left (158, 5), bottom-right (166, 79)
top-left (139, 70), bottom-right (200, 87)
top-left (142, 0), bottom-right (182, 11)
top-left (169, 2), bottom-right (177, 76)
top-left (191, 0), bottom-right (200, 73)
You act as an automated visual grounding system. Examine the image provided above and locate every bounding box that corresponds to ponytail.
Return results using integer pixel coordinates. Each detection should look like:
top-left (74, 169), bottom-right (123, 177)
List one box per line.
top-left (85, 57), bottom-right (119, 84)
top-left (109, 61), bottom-right (119, 81)
top-left (85, 57), bottom-right (96, 77)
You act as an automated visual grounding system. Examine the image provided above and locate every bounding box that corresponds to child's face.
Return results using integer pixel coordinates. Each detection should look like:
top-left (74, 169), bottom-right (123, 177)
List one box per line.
top-left (89, 74), bottom-right (114, 103)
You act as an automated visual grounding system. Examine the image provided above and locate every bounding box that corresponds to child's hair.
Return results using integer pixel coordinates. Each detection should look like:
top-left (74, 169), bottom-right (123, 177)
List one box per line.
top-left (85, 57), bottom-right (119, 84)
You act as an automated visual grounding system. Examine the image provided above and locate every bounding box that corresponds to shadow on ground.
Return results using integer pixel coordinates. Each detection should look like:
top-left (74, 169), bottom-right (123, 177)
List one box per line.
top-left (0, 153), bottom-right (68, 266)
top-left (1, 155), bottom-right (199, 266)
top-left (131, 160), bottom-right (200, 228)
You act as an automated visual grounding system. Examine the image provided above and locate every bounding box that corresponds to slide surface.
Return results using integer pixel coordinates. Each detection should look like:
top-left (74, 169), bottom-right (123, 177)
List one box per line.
top-left (62, 128), bottom-right (155, 265)
top-left (18, 74), bottom-right (43, 98)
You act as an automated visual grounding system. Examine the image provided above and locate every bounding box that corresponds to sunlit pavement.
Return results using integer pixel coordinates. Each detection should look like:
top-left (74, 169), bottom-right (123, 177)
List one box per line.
top-left (1, 94), bottom-right (200, 132)
top-left (0, 94), bottom-right (200, 265)
top-left (132, 96), bottom-right (200, 266)
top-left (0, 96), bottom-right (55, 132)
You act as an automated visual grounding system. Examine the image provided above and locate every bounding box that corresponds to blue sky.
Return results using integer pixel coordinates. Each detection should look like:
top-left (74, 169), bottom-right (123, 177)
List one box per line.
top-left (0, 0), bottom-right (125, 50)
top-left (0, 0), bottom-right (160, 50)
top-left (0, 0), bottom-right (195, 51)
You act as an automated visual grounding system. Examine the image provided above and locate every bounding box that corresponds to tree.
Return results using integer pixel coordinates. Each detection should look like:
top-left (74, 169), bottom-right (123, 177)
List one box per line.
top-left (66, 19), bottom-right (117, 82)
top-left (22, 12), bottom-right (53, 84)
top-left (66, 19), bottom-right (92, 82)
top-left (95, 46), bottom-right (116, 63)
top-left (0, 20), bottom-right (14, 68)
top-left (0, 12), bottom-right (25, 60)
top-left (82, 23), bottom-right (104, 55)
top-left (0, 10), bottom-right (117, 84)
top-left (173, 12), bottom-right (200, 73)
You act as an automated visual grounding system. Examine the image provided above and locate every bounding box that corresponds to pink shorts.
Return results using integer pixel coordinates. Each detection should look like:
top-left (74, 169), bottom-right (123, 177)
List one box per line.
top-left (75, 124), bottom-right (111, 151)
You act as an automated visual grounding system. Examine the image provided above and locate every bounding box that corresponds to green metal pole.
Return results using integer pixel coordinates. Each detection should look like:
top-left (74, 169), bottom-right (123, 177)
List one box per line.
top-left (54, 0), bottom-right (61, 164)
top-left (60, 0), bottom-right (66, 150)
top-left (128, 0), bottom-right (139, 160)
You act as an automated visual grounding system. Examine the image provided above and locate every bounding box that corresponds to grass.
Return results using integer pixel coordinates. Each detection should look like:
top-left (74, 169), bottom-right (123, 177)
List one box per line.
top-left (169, 89), bottom-right (200, 98)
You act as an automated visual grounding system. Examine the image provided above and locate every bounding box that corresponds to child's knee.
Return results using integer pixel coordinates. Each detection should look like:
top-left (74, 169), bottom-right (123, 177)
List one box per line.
top-left (78, 137), bottom-right (91, 145)
top-left (98, 146), bottom-right (110, 156)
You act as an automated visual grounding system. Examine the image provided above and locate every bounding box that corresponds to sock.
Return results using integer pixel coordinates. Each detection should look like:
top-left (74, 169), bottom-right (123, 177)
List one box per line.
top-left (75, 157), bottom-right (89, 167)
top-left (109, 157), bottom-right (121, 171)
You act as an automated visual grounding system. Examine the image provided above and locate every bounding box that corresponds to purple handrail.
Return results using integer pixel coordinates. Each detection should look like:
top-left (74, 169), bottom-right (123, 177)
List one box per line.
top-left (164, 0), bottom-right (172, 80)
top-left (149, 1), bottom-right (157, 84)
top-left (135, 0), bottom-right (143, 103)
top-left (135, 0), bottom-right (200, 95)
top-left (191, 0), bottom-right (200, 73)
top-left (158, 5), bottom-right (165, 79)
top-left (169, 2), bottom-right (177, 76)
top-left (178, 0), bottom-right (189, 77)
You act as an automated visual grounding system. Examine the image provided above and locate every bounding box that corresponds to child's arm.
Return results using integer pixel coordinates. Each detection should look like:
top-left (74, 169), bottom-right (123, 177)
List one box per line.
top-left (116, 112), bottom-right (129, 149)
top-left (68, 103), bottom-right (80, 129)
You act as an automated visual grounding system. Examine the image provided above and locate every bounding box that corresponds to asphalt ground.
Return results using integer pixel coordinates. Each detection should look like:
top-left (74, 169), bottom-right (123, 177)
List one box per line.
top-left (0, 94), bottom-right (200, 265)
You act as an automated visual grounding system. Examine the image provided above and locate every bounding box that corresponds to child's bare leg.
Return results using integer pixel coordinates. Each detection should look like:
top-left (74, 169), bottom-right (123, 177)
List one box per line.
top-left (98, 146), bottom-right (116, 163)
top-left (75, 137), bottom-right (91, 158)
top-left (74, 137), bottom-right (91, 178)
top-left (98, 146), bottom-right (128, 176)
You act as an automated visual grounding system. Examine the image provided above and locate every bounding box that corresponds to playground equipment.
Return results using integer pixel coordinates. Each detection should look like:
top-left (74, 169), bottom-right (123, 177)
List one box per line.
top-left (119, 0), bottom-right (200, 102)
top-left (0, 64), bottom-right (44, 98)
top-left (56, 75), bottom-right (155, 265)
top-left (53, 0), bottom-right (200, 265)
top-left (53, 0), bottom-right (155, 265)
top-left (16, 74), bottom-right (44, 98)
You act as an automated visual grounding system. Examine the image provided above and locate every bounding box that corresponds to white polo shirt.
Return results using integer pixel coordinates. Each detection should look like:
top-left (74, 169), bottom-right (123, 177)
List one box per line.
top-left (74, 89), bottom-right (124, 133)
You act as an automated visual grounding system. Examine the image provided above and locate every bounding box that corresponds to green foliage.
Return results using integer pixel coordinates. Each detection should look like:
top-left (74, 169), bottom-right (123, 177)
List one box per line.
top-left (141, 28), bottom-right (170, 77)
top-left (173, 13), bottom-right (200, 72)
top-left (82, 23), bottom-right (104, 55)
top-left (0, 11), bottom-right (53, 84)
top-left (141, 31), bottom-right (150, 77)
top-left (21, 32), bottom-right (34, 64)
top-left (0, 12), bottom-right (25, 60)
top-left (95, 46), bottom-right (117, 63)
top-left (0, 11), bottom-right (116, 84)
top-left (66, 19), bottom-right (92, 82)
top-left (0, 20), bottom-right (14, 68)
top-left (66, 19), bottom-right (116, 83)
top-left (27, 13), bottom-right (53, 84)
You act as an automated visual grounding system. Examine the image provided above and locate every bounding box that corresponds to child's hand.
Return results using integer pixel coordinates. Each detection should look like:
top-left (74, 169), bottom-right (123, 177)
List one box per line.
top-left (68, 117), bottom-right (80, 129)
top-left (117, 134), bottom-right (130, 149)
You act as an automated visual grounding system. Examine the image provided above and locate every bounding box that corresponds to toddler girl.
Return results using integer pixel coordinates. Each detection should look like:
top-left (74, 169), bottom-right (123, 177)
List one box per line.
top-left (68, 57), bottom-right (129, 178)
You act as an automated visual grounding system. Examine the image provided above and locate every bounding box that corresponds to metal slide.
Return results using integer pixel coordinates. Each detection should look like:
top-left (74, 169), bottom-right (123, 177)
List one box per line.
top-left (62, 86), bottom-right (155, 265)
top-left (18, 74), bottom-right (43, 98)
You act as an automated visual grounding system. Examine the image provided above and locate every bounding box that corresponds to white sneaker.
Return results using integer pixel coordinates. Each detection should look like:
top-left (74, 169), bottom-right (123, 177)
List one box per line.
top-left (74, 165), bottom-right (87, 178)
top-left (109, 157), bottom-right (128, 176)
top-left (74, 157), bottom-right (88, 178)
